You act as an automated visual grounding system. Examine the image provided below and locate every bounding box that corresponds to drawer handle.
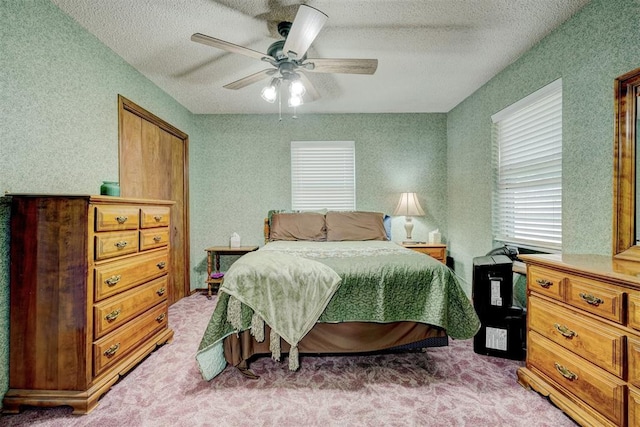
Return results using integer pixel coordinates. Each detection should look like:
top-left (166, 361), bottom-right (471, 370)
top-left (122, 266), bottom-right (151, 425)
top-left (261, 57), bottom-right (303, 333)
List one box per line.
top-left (156, 313), bottom-right (166, 322)
top-left (157, 261), bottom-right (166, 269)
top-left (105, 275), bottom-right (121, 286)
top-left (157, 287), bottom-right (166, 296)
top-left (114, 240), bottom-right (128, 249)
top-left (154, 215), bottom-right (163, 222)
top-left (536, 278), bottom-right (553, 289)
top-left (105, 309), bottom-right (121, 322)
top-left (116, 216), bottom-right (128, 224)
top-left (554, 362), bottom-right (578, 381)
top-left (579, 293), bottom-right (604, 306)
top-left (553, 323), bottom-right (577, 338)
top-left (153, 235), bottom-right (162, 242)
top-left (104, 343), bottom-right (121, 358)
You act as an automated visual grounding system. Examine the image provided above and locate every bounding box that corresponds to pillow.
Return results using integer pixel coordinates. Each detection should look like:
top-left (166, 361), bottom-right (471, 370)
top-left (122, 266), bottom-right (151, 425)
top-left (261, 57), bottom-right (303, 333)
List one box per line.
top-left (383, 214), bottom-right (392, 240)
top-left (325, 211), bottom-right (388, 241)
top-left (267, 209), bottom-right (327, 227)
top-left (269, 212), bottom-right (327, 241)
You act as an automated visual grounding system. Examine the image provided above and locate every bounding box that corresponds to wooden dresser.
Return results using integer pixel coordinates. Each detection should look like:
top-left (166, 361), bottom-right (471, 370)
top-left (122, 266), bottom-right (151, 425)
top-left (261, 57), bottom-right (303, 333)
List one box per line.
top-left (3, 195), bottom-right (175, 414)
top-left (518, 254), bottom-right (640, 426)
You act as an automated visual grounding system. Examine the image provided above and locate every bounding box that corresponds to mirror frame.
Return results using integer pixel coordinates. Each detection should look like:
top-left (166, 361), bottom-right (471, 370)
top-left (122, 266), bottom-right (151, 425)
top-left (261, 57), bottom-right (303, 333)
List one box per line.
top-left (613, 67), bottom-right (640, 261)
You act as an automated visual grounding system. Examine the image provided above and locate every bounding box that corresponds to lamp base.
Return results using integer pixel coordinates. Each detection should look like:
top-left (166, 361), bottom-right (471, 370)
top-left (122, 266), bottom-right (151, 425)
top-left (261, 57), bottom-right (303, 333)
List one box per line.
top-left (402, 240), bottom-right (422, 245)
top-left (403, 217), bottom-right (417, 243)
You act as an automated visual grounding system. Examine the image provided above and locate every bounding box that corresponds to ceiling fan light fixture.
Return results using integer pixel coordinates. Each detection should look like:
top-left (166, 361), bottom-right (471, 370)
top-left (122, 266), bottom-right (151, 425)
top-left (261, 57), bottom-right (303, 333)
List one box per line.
top-left (191, 4), bottom-right (379, 117)
top-left (261, 78), bottom-right (280, 103)
top-left (289, 79), bottom-right (306, 97)
top-left (261, 85), bottom-right (277, 103)
top-left (288, 94), bottom-right (303, 108)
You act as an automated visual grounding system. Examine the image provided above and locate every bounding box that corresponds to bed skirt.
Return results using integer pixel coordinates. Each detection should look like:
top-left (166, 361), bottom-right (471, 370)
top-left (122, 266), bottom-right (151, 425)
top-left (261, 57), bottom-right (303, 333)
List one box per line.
top-left (224, 321), bottom-right (448, 370)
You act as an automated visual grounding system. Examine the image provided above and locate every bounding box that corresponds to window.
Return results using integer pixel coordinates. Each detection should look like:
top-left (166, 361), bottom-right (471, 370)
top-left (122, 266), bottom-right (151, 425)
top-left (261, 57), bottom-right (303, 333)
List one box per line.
top-left (491, 79), bottom-right (562, 251)
top-left (291, 141), bottom-right (355, 211)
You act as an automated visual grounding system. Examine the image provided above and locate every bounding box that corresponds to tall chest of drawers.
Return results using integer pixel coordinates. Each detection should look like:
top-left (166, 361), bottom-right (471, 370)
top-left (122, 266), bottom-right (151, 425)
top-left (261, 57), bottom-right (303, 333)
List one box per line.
top-left (3, 195), bottom-right (175, 414)
top-left (518, 254), bottom-right (640, 427)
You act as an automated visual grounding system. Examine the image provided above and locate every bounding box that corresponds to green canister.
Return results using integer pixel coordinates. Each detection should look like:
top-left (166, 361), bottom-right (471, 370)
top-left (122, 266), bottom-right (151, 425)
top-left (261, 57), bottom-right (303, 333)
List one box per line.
top-left (100, 181), bottom-right (120, 196)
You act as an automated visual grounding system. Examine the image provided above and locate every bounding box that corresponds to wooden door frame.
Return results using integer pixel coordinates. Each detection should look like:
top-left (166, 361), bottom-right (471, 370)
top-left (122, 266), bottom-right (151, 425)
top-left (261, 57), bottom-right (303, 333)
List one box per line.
top-left (117, 95), bottom-right (190, 301)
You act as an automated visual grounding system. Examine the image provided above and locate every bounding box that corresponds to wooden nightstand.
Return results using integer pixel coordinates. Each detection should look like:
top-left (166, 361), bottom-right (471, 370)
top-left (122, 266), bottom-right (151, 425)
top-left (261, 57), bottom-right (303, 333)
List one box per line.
top-left (402, 243), bottom-right (447, 263)
top-left (204, 245), bottom-right (259, 298)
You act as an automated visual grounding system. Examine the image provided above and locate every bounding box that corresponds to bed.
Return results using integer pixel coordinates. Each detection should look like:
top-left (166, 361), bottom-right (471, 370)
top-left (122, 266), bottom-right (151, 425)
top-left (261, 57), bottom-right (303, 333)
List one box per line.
top-left (196, 211), bottom-right (480, 380)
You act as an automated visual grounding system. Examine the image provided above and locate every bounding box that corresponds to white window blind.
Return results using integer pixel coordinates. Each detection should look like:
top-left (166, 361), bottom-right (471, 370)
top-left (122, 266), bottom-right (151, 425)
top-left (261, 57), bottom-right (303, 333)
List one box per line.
top-left (291, 141), bottom-right (355, 211)
top-left (491, 79), bottom-right (562, 251)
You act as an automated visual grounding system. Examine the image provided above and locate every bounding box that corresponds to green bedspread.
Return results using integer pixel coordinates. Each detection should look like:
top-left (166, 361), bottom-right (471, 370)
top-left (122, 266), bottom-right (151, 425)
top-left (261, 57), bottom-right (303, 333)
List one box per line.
top-left (196, 241), bottom-right (480, 380)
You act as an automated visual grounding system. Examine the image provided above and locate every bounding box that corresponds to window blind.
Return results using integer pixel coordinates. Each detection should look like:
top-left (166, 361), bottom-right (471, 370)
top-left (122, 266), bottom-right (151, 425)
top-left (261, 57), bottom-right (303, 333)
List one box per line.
top-left (491, 79), bottom-right (562, 251)
top-left (291, 141), bottom-right (355, 211)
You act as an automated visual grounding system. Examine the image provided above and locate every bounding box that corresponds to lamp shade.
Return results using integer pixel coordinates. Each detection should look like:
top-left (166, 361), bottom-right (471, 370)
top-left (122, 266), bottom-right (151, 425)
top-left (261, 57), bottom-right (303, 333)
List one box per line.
top-left (393, 192), bottom-right (425, 217)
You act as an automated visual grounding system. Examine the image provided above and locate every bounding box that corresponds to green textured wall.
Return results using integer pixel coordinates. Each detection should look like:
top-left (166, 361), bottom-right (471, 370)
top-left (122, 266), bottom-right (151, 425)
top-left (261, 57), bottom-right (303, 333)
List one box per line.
top-left (0, 0), bottom-right (195, 404)
top-left (189, 113), bottom-right (448, 284)
top-left (0, 1), bottom-right (448, 404)
top-left (2, 0), bottom-right (639, 409)
top-left (447, 0), bottom-right (640, 282)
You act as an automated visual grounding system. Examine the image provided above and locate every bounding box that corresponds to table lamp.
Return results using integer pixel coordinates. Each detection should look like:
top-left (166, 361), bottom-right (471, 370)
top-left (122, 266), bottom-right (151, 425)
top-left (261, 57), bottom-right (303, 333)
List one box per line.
top-left (393, 192), bottom-right (425, 243)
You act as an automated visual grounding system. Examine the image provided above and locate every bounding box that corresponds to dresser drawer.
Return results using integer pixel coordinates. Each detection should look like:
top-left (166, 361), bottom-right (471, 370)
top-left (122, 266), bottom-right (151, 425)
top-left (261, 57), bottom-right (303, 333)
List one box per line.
top-left (629, 337), bottom-right (640, 389)
top-left (629, 293), bottom-right (640, 331)
top-left (419, 247), bottom-right (445, 262)
top-left (93, 302), bottom-right (168, 377)
top-left (95, 230), bottom-right (139, 260)
top-left (140, 206), bottom-right (170, 228)
top-left (528, 266), bottom-right (564, 300)
top-left (94, 250), bottom-right (169, 301)
top-left (528, 331), bottom-right (625, 426)
top-left (528, 296), bottom-right (624, 377)
top-left (630, 387), bottom-right (640, 427)
top-left (565, 276), bottom-right (624, 324)
top-left (140, 228), bottom-right (170, 251)
top-left (94, 276), bottom-right (168, 339)
top-left (404, 246), bottom-right (445, 263)
top-left (95, 205), bottom-right (140, 231)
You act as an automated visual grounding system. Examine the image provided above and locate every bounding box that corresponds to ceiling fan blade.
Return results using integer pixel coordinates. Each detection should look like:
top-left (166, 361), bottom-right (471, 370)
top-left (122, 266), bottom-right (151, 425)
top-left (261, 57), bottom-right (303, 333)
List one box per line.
top-left (223, 69), bottom-right (275, 90)
top-left (191, 33), bottom-right (268, 61)
top-left (298, 73), bottom-right (320, 102)
top-left (304, 58), bottom-right (378, 75)
top-left (282, 5), bottom-right (328, 60)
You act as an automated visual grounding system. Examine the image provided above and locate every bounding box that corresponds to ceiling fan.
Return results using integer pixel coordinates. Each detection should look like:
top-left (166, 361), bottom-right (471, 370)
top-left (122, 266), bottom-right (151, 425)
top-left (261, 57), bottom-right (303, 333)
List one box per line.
top-left (191, 4), bottom-right (378, 107)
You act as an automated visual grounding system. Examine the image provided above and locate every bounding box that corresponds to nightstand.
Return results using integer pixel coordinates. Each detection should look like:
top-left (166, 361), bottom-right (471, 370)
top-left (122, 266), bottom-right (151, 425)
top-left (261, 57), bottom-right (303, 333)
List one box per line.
top-left (402, 243), bottom-right (447, 263)
top-left (204, 245), bottom-right (259, 298)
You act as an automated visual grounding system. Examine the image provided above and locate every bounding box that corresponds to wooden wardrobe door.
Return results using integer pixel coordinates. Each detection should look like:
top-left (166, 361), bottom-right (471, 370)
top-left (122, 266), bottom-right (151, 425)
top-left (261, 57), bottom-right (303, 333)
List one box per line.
top-left (118, 95), bottom-right (190, 304)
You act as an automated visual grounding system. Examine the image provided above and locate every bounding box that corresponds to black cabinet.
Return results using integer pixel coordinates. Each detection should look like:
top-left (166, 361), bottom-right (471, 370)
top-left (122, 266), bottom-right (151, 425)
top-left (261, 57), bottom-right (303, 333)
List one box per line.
top-left (472, 255), bottom-right (525, 360)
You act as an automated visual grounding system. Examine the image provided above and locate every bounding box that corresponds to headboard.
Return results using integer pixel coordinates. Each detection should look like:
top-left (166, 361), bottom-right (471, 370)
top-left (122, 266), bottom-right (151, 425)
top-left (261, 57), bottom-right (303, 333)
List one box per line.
top-left (263, 211), bottom-right (390, 244)
top-left (263, 217), bottom-right (270, 244)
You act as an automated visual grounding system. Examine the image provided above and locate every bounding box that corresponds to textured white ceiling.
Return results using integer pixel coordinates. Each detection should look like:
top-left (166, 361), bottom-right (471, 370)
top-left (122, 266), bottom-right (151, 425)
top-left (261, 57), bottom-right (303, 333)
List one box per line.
top-left (51, 0), bottom-right (590, 115)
